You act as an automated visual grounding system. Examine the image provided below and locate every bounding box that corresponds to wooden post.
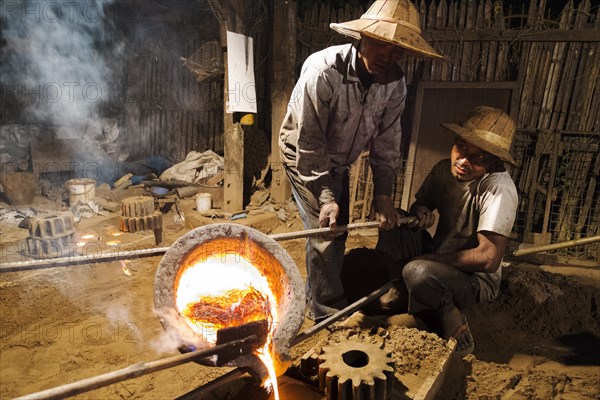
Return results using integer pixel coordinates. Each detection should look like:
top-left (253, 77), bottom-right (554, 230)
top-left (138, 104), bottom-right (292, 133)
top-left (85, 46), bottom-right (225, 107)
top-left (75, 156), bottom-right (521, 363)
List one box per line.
top-left (223, 56), bottom-right (244, 212)
top-left (269, 0), bottom-right (297, 204)
top-left (209, 0), bottom-right (246, 212)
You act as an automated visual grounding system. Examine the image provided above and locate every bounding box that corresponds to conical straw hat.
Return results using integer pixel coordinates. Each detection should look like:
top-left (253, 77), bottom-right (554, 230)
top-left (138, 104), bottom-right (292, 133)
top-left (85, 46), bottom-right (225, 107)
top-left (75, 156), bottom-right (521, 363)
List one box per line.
top-left (330, 0), bottom-right (443, 59)
top-left (441, 106), bottom-right (518, 166)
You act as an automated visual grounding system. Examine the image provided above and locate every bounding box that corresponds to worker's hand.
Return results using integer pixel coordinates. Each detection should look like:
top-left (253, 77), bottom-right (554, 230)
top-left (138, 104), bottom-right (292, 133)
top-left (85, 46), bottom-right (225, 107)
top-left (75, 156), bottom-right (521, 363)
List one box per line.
top-left (409, 205), bottom-right (435, 229)
top-left (319, 201), bottom-right (339, 229)
top-left (372, 195), bottom-right (398, 230)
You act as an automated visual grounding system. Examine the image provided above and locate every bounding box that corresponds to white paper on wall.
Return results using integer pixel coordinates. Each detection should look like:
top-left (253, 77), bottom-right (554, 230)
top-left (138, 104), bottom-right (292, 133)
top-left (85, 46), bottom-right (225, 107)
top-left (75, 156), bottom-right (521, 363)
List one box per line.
top-left (226, 31), bottom-right (257, 113)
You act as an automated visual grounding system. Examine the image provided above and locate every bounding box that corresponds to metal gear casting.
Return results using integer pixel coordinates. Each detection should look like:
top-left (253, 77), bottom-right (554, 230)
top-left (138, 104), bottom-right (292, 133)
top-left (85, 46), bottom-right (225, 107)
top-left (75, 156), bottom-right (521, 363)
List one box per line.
top-left (317, 336), bottom-right (395, 400)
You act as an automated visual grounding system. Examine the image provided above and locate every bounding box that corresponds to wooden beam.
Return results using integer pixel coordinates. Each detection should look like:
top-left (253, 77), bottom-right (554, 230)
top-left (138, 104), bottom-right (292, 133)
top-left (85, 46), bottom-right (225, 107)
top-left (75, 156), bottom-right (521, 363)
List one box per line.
top-left (269, 0), bottom-right (296, 204)
top-left (422, 29), bottom-right (600, 42)
top-left (208, 0), bottom-right (246, 212)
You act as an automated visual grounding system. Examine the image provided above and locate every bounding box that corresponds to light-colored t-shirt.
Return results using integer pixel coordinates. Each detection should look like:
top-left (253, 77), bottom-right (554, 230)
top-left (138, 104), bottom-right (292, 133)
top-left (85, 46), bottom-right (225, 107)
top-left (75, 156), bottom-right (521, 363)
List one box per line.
top-left (415, 159), bottom-right (518, 301)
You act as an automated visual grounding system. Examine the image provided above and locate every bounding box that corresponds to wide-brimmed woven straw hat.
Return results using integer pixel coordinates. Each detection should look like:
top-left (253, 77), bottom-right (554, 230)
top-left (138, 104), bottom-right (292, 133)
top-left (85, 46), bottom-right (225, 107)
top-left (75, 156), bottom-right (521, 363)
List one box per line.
top-left (441, 106), bottom-right (518, 166)
top-left (330, 0), bottom-right (443, 59)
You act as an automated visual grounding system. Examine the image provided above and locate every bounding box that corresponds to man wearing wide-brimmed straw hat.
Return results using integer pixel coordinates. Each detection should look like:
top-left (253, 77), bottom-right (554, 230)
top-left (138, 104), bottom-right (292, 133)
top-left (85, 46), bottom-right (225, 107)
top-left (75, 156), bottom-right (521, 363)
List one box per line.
top-left (279, 0), bottom-right (442, 321)
top-left (355, 106), bottom-right (519, 356)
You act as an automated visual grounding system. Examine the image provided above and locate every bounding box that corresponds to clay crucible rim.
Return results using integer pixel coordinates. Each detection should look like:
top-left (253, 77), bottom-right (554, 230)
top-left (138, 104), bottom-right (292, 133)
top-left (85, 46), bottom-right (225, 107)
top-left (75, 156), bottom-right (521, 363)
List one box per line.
top-left (154, 223), bottom-right (306, 367)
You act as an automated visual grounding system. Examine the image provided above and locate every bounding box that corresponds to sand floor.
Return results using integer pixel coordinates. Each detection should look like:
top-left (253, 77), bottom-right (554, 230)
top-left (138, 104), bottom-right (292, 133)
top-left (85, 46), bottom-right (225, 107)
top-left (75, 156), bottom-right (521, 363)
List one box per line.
top-left (1, 195), bottom-right (598, 399)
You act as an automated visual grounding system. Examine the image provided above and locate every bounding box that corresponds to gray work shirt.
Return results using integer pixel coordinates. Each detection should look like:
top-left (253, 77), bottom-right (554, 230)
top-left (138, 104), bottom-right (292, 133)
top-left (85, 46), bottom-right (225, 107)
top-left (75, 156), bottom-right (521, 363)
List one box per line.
top-left (279, 42), bottom-right (406, 206)
top-left (416, 159), bottom-right (519, 301)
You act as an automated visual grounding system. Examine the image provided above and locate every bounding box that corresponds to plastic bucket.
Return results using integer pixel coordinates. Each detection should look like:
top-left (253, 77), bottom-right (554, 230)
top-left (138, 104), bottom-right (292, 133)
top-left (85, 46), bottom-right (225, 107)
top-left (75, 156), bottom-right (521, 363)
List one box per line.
top-left (66, 178), bottom-right (96, 205)
top-left (196, 193), bottom-right (212, 213)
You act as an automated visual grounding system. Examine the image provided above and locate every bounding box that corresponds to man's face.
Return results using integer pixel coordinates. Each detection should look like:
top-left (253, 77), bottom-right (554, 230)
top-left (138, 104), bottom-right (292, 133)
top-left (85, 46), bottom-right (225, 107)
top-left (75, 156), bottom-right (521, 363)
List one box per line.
top-left (358, 35), bottom-right (404, 75)
top-left (450, 138), bottom-right (491, 181)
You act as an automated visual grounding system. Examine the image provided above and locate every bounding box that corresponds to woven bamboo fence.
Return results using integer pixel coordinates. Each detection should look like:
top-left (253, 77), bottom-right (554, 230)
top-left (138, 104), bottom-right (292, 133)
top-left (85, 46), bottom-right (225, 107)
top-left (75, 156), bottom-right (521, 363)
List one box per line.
top-left (298, 0), bottom-right (600, 261)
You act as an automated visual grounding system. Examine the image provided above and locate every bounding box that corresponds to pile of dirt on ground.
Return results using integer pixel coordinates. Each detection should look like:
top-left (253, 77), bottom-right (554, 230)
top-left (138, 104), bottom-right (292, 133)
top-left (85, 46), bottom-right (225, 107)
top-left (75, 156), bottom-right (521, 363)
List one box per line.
top-left (435, 263), bottom-right (600, 399)
top-left (472, 263), bottom-right (600, 362)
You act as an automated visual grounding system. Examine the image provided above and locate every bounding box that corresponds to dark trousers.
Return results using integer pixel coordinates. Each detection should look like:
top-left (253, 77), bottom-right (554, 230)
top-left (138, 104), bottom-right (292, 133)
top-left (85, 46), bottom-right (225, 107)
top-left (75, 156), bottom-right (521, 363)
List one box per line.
top-left (342, 226), bottom-right (480, 318)
top-left (378, 227), bottom-right (480, 314)
top-left (284, 165), bottom-right (349, 320)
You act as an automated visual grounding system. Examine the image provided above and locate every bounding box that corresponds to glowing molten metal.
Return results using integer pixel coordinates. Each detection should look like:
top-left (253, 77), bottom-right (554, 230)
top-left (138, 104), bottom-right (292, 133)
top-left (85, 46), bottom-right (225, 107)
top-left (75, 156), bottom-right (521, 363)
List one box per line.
top-left (175, 251), bottom-right (280, 398)
top-left (175, 253), bottom-right (279, 342)
top-left (154, 224), bottom-right (305, 400)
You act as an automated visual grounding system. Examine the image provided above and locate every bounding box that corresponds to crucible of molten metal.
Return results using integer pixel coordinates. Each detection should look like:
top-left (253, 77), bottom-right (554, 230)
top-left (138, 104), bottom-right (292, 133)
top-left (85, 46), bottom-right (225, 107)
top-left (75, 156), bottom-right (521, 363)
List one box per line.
top-left (154, 223), bottom-right (305, 379)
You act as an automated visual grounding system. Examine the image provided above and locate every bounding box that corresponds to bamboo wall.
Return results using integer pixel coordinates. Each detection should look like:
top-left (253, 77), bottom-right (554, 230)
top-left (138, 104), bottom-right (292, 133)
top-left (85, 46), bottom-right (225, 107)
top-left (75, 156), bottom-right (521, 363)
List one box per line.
top-left (298, 0), bottom-right (600, 260)
top-left (134, 40), bottom-right (224, 161)
top-left (129, 1), bottom-right (272, 184)
top-left (113, 2), bottom-right (224, 163)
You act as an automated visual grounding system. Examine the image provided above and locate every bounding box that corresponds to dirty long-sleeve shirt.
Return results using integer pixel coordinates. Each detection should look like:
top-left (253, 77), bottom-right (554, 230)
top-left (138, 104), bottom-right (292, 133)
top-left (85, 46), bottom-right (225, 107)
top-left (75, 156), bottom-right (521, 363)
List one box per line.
top-left (279, 42), bottom-right (406, 206)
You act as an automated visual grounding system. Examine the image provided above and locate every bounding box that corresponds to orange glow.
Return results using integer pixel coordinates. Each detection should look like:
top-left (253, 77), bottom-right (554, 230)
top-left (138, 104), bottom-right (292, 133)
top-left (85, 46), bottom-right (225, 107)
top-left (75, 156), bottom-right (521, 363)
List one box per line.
top-left (81, 234), bottom-right (95, 239)
top-left (112, 232), bottom-right (123, 237)
top-left (175, 241), bottom-right (281, 399)
top-left (120, 260), bottom-right (132, 276)
top-left (106, 240), bottom-right (120, 247)
top-left (257, 349), bottom-right (280, 400)
top-left (175, 253), bottom-right (279, 342)
top-left (183, 286), bottom-right (271, 330)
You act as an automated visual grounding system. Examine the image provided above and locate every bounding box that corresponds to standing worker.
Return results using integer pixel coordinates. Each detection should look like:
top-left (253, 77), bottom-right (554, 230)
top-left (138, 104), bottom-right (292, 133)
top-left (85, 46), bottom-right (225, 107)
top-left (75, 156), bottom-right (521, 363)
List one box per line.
top-left (279, 0), bottom-right (442, 321)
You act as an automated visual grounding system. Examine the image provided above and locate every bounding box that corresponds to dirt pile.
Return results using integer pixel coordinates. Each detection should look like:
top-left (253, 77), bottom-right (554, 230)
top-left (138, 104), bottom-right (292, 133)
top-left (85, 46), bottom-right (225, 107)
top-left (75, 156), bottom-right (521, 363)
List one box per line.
top-left (436, 263), bottom-right (600, 399)
top-left (472, 264), bottom-right (600, 362)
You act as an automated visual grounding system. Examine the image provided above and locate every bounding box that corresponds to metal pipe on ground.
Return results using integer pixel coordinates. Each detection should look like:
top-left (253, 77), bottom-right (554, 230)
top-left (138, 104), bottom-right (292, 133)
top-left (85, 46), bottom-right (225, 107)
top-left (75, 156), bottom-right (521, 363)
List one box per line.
top-left (14, 334), bottom-right (263, 400)
top-left (175, 368), bottom-right (248, 400)
top-left (512, 235), bottom-right (600, 257)
top-left (0, 220), bottom-right (414, 273)
top-left (290, 280), bottom-right (395, 346)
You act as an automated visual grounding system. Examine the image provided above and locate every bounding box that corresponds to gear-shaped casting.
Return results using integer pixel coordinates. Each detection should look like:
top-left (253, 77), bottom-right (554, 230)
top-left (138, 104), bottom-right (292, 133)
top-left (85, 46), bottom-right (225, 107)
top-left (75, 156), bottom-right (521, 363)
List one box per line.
top-left (317, 336), bottom-right (395, 400)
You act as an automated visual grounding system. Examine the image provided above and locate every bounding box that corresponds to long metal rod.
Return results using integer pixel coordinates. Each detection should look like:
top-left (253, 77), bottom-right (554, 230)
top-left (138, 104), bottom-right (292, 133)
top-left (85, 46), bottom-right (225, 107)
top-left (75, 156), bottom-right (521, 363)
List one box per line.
top-left (512, 235), bottom-right (600, 257)
top-left (269, 218), bottom-right (414, 241)
top-left (14, 336), bottom-right (257, 400)
top-left (0, 247), bottom-right (170, 273)
top-left (1, 220), bottom-right (411, 273)
top-left (290, 280), bottom-right (395, 346)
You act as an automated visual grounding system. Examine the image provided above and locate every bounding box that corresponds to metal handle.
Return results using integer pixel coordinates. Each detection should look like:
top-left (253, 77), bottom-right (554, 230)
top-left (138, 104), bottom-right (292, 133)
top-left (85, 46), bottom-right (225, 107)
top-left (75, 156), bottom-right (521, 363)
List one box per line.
top-left (269, 217), bottom-right (416, 241)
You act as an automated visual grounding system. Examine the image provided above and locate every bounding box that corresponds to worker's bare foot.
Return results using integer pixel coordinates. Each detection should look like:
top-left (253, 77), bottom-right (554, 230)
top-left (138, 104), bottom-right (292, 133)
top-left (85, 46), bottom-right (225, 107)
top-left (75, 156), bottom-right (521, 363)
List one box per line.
top-left (441, 306), bottom-right (474, 357)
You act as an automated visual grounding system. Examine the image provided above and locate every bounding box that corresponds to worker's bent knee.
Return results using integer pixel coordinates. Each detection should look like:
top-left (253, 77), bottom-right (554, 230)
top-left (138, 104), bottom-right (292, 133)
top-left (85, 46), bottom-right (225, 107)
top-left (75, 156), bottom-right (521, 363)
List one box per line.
top-left (402, 259), bottom-right (429, 283)
top-left (402, 259), bottom-right (447, 294)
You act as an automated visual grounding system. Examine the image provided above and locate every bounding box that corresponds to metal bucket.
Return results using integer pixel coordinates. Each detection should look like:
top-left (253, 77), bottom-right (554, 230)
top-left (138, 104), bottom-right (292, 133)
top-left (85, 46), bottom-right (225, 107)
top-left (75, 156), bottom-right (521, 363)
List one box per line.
top-left (65, 178), bottom-right (96, 205)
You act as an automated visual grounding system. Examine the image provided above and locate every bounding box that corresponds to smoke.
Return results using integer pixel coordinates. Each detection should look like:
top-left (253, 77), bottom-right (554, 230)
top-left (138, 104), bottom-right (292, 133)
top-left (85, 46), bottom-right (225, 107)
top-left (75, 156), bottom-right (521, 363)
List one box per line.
top-left (0, 1), bottom-right (122, 139)
top-left (150, 307), bottom-right (215, 358)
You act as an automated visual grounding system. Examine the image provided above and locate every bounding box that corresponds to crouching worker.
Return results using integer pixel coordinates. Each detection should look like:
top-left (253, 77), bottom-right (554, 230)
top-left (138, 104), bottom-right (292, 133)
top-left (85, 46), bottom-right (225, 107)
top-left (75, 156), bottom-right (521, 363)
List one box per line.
top-left (342, 106), bottom-right (518, 357)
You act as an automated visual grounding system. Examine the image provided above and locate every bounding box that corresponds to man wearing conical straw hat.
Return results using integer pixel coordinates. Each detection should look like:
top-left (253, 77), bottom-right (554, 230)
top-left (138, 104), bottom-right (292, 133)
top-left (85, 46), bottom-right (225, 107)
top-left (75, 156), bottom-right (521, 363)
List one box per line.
top-left (279, 0), bottom-right (442, 322)
top-left (349, 106), bottom-right (519, 357)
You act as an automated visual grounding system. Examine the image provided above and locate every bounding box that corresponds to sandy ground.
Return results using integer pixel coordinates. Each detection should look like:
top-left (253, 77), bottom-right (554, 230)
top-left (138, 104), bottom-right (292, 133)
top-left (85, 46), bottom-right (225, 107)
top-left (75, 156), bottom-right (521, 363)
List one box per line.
top-left (1, 193), bottom-right (599, 399)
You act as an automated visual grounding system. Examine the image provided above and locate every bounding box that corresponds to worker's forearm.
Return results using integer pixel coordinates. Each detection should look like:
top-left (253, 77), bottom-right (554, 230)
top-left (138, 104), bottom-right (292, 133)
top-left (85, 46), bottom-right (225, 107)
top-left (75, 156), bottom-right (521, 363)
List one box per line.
top-left (422, 245), bottom-right (500, 273)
